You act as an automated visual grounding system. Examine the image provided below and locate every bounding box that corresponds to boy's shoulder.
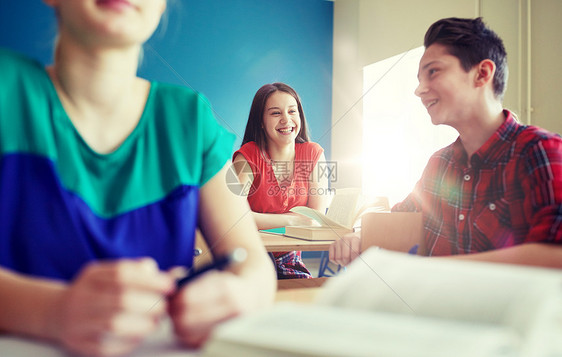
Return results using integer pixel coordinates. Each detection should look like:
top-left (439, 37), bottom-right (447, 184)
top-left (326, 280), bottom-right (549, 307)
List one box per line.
top-left (511, 124), bottom-right (562, 168)
top-left (511, 123), bottom-right (562, 158)
top-left (517, 124), bottom-right (561, 142)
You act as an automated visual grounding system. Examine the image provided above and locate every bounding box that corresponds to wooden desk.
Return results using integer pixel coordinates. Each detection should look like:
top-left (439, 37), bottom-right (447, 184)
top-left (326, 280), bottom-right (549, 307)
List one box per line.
top-left (261, 232), bottom-right (333, 252)
top-left (278, 277), bottom-right (329, 289)
top-left (275, 277), bottom-right (329, 303)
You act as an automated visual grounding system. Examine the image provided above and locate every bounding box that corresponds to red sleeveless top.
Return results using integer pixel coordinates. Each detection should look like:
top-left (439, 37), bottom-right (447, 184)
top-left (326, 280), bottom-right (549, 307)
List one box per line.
top-left (233, 141), bottom-right (323, 214)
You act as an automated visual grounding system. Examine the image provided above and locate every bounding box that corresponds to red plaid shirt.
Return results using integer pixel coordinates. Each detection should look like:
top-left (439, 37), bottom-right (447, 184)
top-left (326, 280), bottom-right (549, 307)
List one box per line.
top-left (393, 110), bottom-right (562, 256)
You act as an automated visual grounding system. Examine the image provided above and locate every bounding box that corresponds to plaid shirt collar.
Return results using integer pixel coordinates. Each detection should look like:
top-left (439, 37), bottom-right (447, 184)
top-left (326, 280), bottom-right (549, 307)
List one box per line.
top-left (450, 110), bottom-right (521, 169)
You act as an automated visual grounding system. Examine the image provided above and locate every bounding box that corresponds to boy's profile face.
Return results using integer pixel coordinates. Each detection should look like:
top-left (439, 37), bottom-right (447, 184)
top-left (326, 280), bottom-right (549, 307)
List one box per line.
top-left (415, 43), bottom-right (479, 129)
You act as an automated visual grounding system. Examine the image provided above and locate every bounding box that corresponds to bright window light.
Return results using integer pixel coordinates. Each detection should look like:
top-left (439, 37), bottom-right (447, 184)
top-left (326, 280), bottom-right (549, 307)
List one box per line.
top-left (362, 46), bottom-right (458, 206)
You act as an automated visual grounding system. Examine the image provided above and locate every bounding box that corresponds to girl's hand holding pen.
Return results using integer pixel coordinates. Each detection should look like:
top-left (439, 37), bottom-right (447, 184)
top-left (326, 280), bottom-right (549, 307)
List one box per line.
top-left (169, 248), bottom-right (252, 348)
top-left (53, 258), bottom-right (174, 357)
top-left (51, 249), bottom-right (248, 355)
top-left (174, 248), bottom-right (248, 290)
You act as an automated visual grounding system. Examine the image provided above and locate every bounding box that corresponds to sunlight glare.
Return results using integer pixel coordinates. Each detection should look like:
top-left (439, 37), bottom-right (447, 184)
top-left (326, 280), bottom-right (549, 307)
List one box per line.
top-left (362, 46), bottom-right (458, 206)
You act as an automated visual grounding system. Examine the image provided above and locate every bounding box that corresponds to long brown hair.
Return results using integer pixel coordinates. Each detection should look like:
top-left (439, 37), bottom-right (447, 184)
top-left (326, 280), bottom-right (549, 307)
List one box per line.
top-left (241, 83), bottom-right (311, 153)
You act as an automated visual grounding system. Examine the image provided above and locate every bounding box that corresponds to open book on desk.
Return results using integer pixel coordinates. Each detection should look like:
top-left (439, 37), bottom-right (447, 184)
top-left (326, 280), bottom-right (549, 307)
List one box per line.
top-left (202, 248), bottom-right (562, 357)
top-left (284, 188), bottom-right (389, 241)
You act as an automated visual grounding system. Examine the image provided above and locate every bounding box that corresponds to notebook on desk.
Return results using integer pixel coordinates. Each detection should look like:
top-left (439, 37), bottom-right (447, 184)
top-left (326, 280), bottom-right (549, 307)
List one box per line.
top-left (202, 248), bottom-right (562, 356)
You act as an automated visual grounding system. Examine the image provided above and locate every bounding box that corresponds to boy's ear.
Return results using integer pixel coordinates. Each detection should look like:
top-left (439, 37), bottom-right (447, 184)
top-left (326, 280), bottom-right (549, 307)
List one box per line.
top-left (474, 59), bottom-right (496, 88)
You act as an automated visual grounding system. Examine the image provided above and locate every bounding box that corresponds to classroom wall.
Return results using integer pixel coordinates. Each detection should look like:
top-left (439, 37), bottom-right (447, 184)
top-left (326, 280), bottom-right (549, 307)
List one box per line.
top-left (0, 0), bottom-right (334, 157)
top-left (332, 0), bottom-right (562, 189)
top-left (528, 0), bottom-right (562, 134)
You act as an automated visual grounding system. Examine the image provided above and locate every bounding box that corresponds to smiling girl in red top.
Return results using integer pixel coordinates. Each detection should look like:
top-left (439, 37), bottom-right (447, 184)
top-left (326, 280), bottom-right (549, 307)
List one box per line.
top-left (234, 83), bottom-right (330, 279)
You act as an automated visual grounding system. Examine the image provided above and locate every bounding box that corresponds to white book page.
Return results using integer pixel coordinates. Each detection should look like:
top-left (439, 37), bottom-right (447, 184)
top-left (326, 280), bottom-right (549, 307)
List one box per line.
top-left (201, 250), bottom-right (562, 357)
top-left (203, 303), bottom-right (519, 357)
top-left (288, 188), bottom-right (361, 229)
top-left (324, 188), bottom-right (360, 228)
top-left (289, 206), bottom-right (348, 229)
top-left (317, 248), bottom-right (562, 336)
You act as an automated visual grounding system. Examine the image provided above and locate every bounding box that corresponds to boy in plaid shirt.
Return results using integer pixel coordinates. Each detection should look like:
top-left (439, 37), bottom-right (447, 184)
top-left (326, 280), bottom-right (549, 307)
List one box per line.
top-left (330, 17), bottom-right (562, 268)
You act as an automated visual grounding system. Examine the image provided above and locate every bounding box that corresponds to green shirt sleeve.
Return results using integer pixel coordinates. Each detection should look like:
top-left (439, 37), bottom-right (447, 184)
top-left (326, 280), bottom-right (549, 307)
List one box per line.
top-left (196, 94), bottom-right (236, 186)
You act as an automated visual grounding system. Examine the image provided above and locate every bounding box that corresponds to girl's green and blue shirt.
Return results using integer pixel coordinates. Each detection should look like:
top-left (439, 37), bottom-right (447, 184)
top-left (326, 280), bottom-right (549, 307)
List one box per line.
top-left (0, 48), bottom-right (235, 281)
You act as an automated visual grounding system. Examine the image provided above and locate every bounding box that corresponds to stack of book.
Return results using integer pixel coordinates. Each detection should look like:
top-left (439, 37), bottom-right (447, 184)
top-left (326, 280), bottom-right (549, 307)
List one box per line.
top-left (284, 188), bottom-right (389, 241)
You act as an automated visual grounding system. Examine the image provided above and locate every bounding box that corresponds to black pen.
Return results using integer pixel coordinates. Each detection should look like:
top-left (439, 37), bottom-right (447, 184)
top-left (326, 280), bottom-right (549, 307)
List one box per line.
top-left (176, 247), bottom-right (247, 289)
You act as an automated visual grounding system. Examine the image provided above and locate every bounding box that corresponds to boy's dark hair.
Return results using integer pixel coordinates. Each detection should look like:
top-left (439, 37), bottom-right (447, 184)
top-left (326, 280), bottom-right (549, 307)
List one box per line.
top-left (424, 17), bottom-right (508, 100)
top-left (241, 83), bottom-right (310, 153)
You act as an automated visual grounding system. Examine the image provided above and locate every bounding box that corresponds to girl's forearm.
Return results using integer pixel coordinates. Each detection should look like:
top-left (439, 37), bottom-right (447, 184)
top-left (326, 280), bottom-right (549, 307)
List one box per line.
top-left (0, 268), bottom-right (65, 341)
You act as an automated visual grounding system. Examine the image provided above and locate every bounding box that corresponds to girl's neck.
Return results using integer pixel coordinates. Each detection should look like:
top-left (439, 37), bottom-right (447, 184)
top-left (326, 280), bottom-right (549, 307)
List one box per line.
top-left (267, 142), bottom-right (296, 162)
top-left (46, 35), bottom-right (150, 154)
top-left (49, 33), bottom-right (142, 112)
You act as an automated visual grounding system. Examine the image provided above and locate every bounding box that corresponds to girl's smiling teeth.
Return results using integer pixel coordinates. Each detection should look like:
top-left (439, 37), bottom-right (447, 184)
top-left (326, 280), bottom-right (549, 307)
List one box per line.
top-left (277, 127), bottom-right (295, 134)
